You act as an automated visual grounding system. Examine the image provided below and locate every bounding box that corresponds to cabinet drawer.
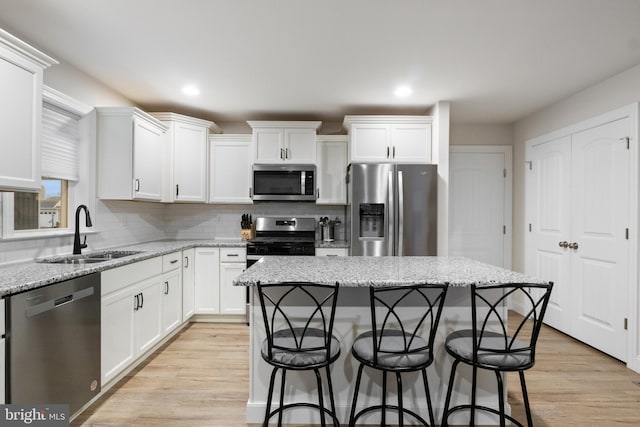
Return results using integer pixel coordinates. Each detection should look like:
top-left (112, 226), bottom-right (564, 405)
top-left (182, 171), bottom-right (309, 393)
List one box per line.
top-left (220, 247), bottom-right (246, 262)
top-left (162, 251), bottom-right (183, 272)
top-left (0, 299), bottom-right (4, 335)
top-left (315, 248), bottom-right (349, 257)
top-left (101, 257), bottom-right (163, 295)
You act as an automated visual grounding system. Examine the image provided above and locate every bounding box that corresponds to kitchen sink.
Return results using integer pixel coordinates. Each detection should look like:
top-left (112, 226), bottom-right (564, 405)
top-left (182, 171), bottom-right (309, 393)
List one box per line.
top-left (39, 250), bottom-right (144, 264)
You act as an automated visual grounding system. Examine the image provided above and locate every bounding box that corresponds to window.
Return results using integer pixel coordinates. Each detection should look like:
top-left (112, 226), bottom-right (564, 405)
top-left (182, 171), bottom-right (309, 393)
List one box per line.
top-left (1, 86), bottom-right (93, 239)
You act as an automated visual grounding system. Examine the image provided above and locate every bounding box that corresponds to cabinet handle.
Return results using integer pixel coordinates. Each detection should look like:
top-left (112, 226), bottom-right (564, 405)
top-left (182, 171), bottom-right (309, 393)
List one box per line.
top-left (386, 147), bottom-right (390, 158)
top-left (317, 188), bottom-right (320, 198)
top-left (392, 146), bottom-right (396, 158)
top-left (170, 259), bottom-right (178, 264)
top-left (249, 187), bottom-right (252, 198)
top-left (285, 148), bottom-right (290, 159)
top-left (568, 242), bottom-right (579, 250)
top-left (558, 241), bottom-right (569, 248)
top-left (135, 179), bottom-right (140, 192)
top-left (280, 148), bottom-right (284, 159)
top-left (176, 184), bottom-right (179, 197)
top-left (134, 294), bottom-right (139, 311)
top-left (227, 253), bottom-right (239, 257)
top-left (140, 292), bottom-right (144, 309)
top-left (164, 281), bottom-right (169, 295)
top-left (184, 256), bottom-right (189, 268)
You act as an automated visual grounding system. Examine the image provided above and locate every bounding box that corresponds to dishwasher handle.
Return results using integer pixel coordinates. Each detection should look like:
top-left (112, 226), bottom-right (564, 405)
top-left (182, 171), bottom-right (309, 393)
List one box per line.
top-left (25, 286), bottom-right (95, 318)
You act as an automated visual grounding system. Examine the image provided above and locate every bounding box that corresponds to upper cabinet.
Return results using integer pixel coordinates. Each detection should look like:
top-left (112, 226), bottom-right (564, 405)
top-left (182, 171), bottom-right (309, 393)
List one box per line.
top-left (151, 113), bottom-right (220, 203)
top-left (209, 134), bottom-right (253, 204)
top-left (96, 107), bottom-right (168, 201)
top-left (316, 135), bottom-right (348, 205)
top-left (343, 116), bottom-right (433, 164)
top-left (248, 121), bottom-right (321, 164)
top-left (0, 28), bottom-right (57, 192)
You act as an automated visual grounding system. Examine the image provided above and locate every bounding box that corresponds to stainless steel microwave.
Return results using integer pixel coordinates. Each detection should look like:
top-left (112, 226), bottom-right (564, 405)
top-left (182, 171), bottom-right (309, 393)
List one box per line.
top-left (252, 164), bottom-right (316, 201)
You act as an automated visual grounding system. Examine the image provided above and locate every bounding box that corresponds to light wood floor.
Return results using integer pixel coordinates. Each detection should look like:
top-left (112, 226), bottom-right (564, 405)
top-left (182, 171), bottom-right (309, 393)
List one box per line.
top-left (73, 319), bottom-right (640, 426)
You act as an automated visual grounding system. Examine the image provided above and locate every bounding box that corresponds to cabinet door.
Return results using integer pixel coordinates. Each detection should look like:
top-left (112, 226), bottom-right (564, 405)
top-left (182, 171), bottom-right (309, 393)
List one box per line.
top-left (182, 248), bottom-right (195, 321)
top-left (135, 278), bottom-right (163, 355)
top-left (316, 139), bottom-right (347, 204)
top-left (133, 116), bottom-right (164, 200)
top-left (194, 248), bottom-right (220, 314)
top-left (0, 48), bottom-right (43, 191)
top-left (285, 128), bottom-right (316, 163)
top-left (254, 128), bottom-right (284, 163)
top-left (210, 137), bottom-right (253, 203)
top-left (526, 135), bottom-right (572, 332)
top-left (173, 122), bottom-right (208, 202)
top-left (0, 338), bottom-right (5, 404)
top-left (161, 269), bottom-right (183, 335)
top-left (350, 124), bottom-right (390, 162)
top-left (101, 286), bottom-right (136, 384)
top-left (569, 117), bottom-right (630, 361)
top-left (219, 262), bottom-right (247, 315)
top-left (391, 123), bottom-right (431, 163)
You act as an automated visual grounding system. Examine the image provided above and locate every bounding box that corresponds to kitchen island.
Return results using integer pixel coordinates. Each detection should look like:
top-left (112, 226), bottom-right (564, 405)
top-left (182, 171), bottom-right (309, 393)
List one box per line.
top-left (234, 256), bottom-right (549, 425)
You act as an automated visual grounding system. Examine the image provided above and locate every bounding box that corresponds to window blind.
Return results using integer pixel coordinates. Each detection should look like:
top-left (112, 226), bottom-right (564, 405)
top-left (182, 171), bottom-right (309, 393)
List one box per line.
top-left (41, 102), bottom-right (80, 181)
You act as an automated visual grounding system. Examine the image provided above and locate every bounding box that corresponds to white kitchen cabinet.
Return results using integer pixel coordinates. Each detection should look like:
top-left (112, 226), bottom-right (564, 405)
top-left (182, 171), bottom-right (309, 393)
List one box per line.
top-left (209, 134), bottom-right (253, 203)
top-left (161, 251), bottom-right (183, 335)
top-left (96, 107), bottom-right (168, 201)
top-left (315, 247), bottom-right (349, 257)
top-left (344, 116), bottom-right (432, 164)
top-left (248, 121), bottom-right (320, 164)
top-left (219, 248), bottom-right (247, 315)
top-left (194, 247), bottom-right (221, 314)
top-left (101, 256), bottom-right (164, 384)
top-left (152, 112), bottom-right (220, 203)
top-left (0, 28), bottom-right (56, 192)
top-left (182, 248), bottom-right (196, 321)
top-left (316, 135), bottom-right (348, 204)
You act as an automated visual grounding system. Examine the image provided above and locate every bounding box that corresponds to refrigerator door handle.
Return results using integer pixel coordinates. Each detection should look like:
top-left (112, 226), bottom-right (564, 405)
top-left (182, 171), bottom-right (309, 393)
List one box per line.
top-left (398, 170), bottom-right (404, 256)
top-left (388, 170), bottom-right (394, 256)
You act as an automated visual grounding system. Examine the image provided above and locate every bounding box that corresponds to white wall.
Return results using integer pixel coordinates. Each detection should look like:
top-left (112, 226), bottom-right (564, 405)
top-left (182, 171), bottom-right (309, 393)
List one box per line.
top-left (512, 62), bottom-right (640, 273)
top-left (450, 124), bottom-right (513, 146)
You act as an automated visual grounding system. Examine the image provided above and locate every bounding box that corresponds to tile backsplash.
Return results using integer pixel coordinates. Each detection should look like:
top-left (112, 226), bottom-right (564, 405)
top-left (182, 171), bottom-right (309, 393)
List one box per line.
top-left (0, 200), bottom-right (346, 265)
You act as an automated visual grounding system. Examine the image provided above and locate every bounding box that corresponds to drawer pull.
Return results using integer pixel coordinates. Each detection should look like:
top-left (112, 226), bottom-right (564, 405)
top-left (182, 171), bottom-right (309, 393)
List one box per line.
top-left (170, 259), bottom-right (178, 264)
top-left (226, 253), bottom-right (239, 257)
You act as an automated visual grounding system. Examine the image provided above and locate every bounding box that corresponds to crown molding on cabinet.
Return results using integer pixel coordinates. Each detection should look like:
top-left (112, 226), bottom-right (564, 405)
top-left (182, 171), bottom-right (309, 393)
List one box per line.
top-left (0, 27), bottom-right (58, 68)
top-left (150, 112), bottom-right (221, 134)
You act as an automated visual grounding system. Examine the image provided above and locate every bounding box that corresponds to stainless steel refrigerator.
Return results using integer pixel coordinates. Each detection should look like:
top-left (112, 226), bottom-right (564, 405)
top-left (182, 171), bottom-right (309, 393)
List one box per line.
top-left (347, 163), bottom-right (437, 256)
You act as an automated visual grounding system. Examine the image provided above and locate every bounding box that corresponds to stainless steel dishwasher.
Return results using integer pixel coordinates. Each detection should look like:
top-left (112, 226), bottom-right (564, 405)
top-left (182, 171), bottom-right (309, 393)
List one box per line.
top-left (8, 272), bottom-right (101, 415)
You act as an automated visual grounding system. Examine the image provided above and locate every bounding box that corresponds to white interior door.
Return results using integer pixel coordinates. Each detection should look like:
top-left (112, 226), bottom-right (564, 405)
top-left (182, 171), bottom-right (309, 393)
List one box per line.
top-left (526, 136), bottom-right (572, 331)
top-left (569, 118), bottom-right (629, 361)
top-left (449, 146), bottom-right (511, 268)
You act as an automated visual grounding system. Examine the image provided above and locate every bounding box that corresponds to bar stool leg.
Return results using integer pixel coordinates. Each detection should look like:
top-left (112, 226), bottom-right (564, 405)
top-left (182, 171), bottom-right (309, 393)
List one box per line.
top-left (495, 371), bottom-right (506, 427)
top-left (348, 363), bottom-right (365, 427)
top-left (396, 372), bottom-right (404, 427)
top-left (278, 369), bottom-right (287, 426)
top-left (520, 371), bottom-right (533, 427)
top-left (325, 365), bottom-right (338, 427)
top-left (313, 368), bottom-right (326, 427)
top-left (264, 367), bottom-right (278, 427)
top-left (381, 371), bottom-right (387, 426)
top-left (470, 365), bottom-right (478, 426)
top-left (421, 369), bottom-right (435, 427)
top-left (441, 359), bottom-right (459, 427)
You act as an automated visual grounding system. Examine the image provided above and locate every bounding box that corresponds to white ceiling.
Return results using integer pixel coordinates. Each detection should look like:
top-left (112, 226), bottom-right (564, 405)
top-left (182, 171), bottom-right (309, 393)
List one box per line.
top-left (2, 0), bottom-right (640, 125)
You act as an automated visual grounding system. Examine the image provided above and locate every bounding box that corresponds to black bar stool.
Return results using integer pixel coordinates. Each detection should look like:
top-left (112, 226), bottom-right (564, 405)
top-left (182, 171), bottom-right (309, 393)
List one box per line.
top-left (256, 281), bottom-right (341, 427)
top-left (441, 282), bottom-right (553, 427)
top-left (348, 283), bottom-right (448, 427)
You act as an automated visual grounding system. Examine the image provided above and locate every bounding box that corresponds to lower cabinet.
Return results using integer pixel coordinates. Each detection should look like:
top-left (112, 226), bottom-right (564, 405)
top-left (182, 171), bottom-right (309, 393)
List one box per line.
top-left (315, 247), bottom-right (349, 257)
top-left (161, 252), bottom-right (183, 335)
top-left (182, 248), bottom-right (196, 321)
top-left (194, 247), bottom-right (246, 317)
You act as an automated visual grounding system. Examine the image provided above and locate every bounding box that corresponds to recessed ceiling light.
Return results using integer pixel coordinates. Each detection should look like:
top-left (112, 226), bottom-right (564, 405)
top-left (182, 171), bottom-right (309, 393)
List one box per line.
top-left (182, 85), bottom-right (200, 97)
top-left (394, 86), bottom-right (413, 97)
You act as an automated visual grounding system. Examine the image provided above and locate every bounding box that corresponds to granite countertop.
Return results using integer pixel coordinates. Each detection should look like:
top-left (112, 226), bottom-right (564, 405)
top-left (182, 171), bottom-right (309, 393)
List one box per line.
top-left (234, 256), bottom-right (549, 287)
top-left (0, 239), bottom-right (246, 297)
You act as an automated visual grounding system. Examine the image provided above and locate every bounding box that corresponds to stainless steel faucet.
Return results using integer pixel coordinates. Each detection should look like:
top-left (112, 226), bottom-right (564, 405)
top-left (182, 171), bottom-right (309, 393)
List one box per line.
top-left (73, 205), bottom-right (93, 254)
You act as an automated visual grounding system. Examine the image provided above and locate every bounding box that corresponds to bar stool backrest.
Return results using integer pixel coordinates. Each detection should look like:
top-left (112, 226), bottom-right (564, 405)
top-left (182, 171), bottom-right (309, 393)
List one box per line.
top-left (369, 284), bottom-right (448, 364)
top-left (471, 282), bottom-right (553, 369)
top-left (257, 281), bottom-right (340, 362)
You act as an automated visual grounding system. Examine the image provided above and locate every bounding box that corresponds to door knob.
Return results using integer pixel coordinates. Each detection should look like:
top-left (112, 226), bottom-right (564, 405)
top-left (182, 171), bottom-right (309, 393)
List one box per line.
top-left (558, 241), bottom-right (569, 248)
top-left (568, 242), bottom-right (579, 250)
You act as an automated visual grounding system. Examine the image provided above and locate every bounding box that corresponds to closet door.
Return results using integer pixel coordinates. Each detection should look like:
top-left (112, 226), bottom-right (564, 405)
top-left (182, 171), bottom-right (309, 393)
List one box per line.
top-left (526, 136), bottom-right (572, 332)
top-left (569, 117), bottom-right (630, 361)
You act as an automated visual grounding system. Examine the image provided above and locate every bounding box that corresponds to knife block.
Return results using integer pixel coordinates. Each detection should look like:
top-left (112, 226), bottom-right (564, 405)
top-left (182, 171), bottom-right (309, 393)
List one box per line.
top-left (241, 225), bottom-right (254, 241)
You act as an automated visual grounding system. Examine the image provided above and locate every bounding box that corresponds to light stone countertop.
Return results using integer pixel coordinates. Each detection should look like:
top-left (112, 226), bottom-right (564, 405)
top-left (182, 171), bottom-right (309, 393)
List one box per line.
top-left (0, 239), bottom-right (245, 297)
top-left (234, 256), bottom-right (549, 287)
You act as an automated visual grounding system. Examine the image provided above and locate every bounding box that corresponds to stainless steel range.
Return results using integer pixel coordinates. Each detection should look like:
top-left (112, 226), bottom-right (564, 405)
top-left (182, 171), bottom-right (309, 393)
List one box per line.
top-left (245, 217), bottom-right (316, 323)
